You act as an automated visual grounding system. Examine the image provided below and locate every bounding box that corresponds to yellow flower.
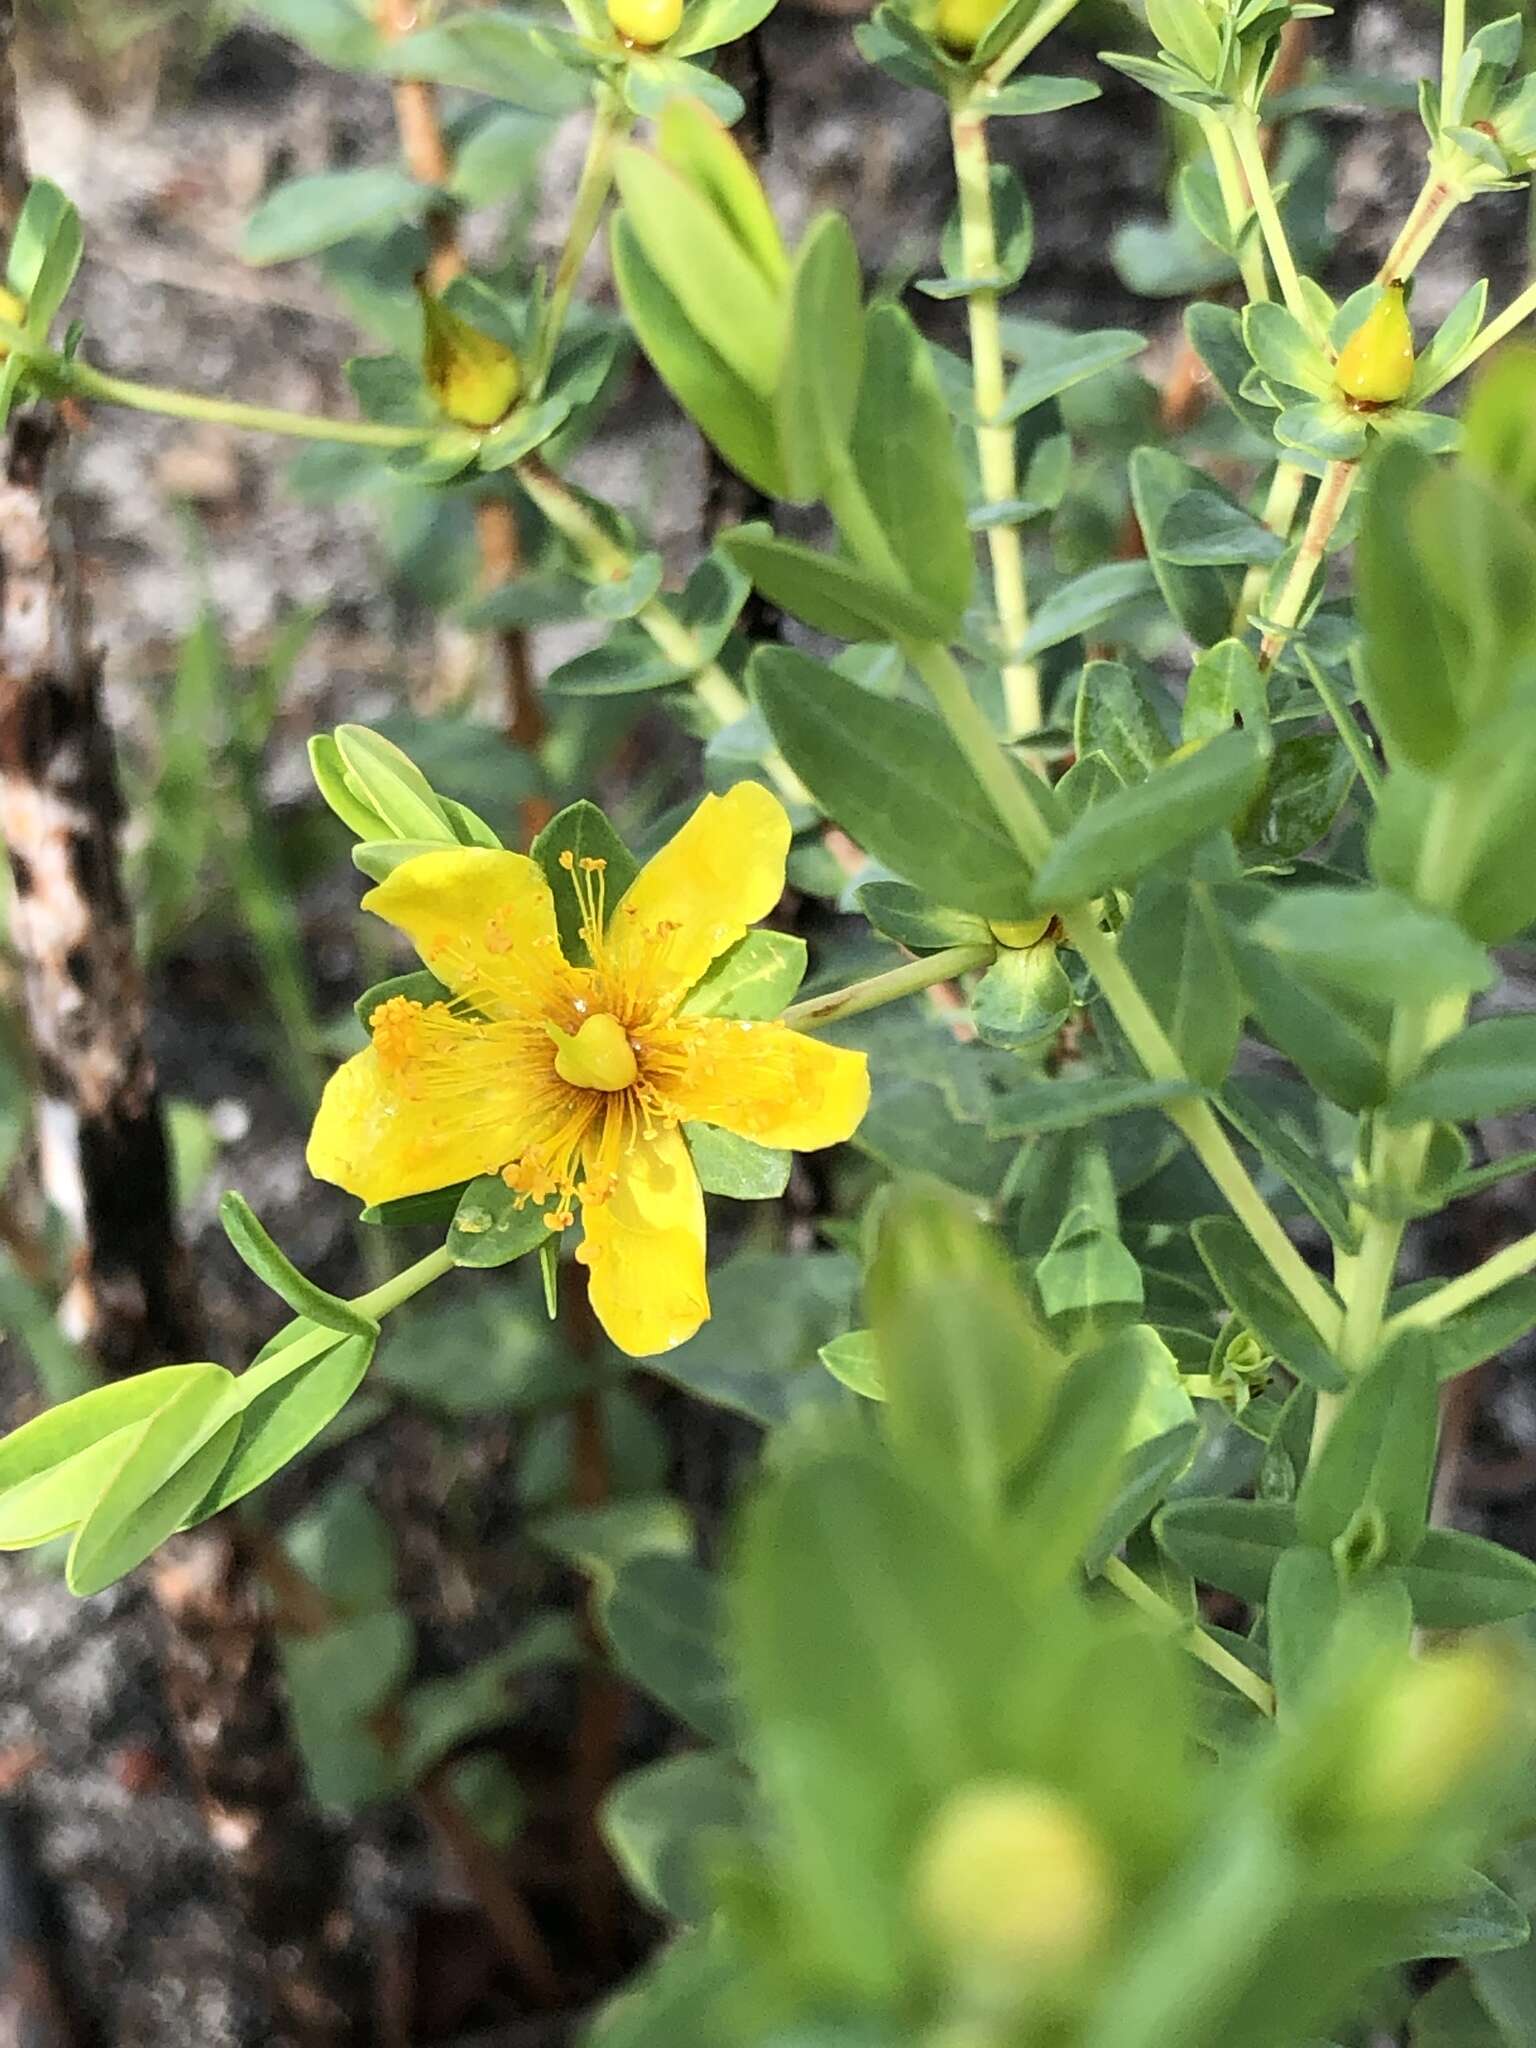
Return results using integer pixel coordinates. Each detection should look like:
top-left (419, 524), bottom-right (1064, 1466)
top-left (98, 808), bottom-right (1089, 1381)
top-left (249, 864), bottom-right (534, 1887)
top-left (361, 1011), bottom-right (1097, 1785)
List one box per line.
top-left (307, 784), bottom-right (869, 1358)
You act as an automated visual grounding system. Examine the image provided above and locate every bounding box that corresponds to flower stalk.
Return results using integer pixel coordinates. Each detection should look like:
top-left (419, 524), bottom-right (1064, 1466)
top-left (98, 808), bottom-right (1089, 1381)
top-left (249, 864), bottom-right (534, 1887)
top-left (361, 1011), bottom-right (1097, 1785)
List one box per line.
top-left (783, 943), bottom-right (997, 1032)
top-left (950, 92), bottom-right (1039, 741)
top-left (1258, 459), bottom-right (1359, 671)
top-left (529, 84), bottom-right (632, 396)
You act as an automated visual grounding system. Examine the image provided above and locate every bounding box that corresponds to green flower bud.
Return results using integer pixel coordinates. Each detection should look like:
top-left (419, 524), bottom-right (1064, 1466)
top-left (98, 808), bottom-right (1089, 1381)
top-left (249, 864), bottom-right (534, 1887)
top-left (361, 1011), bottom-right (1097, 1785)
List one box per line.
top-left (418, 285), bottom-right (523, 430)
top-left (607, 0), bottom-right (684, 46)
top-left (1335, 284), bottom-right (1415, 407)
top-left (913, 1781), bottom-right (1114, 1984)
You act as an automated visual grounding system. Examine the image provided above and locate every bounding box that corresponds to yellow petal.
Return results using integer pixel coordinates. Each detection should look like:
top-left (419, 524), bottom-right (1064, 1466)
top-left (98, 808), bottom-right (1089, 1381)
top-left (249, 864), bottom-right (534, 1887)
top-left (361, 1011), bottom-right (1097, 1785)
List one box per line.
top-left (607, 782), bottom-right (791, 1002)
top-left (307, 1041), bottom-right (535, 1206)
top-left (668, 1019), bottom-right (870, 1152)
top-left (363, 849), bottom-right (566, 1013)
top-left (576, 1125), bottom-right (708, 1356)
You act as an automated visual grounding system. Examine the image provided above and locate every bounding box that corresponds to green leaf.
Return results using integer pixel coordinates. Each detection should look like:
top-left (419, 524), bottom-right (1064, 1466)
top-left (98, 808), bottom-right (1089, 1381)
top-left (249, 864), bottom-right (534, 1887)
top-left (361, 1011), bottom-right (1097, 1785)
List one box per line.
top-left (67, 1368), bottom-right (242, 1596)
top-left (669, 0), bottom-right (780, 53)
top-left (925, 165), bottom-right (1033, 298)
top-left (1032, 730), bottom-right (1265, 907)
top-left (1183, 637), bottom-right (1268, 747)
top-left (984, 74), bottom-right (1102, 115)
top-left (722, 525), bottom-right (951, 643)
top-left (1187, 301), bottom-right (1281, 438)
top-left (1266, 1545), bottom-right (1344, 1705)
top-left (1193, 1215), bottom-right (1345, 1393)
top-left (856, 882), bottom-right (990, 953)
top-left (1274, 399), bottom-right (1369, 464)
top-left (818, 1328), bottom-right (884, 1399)
top-left (193, 1329), bottom-right (375, 1519)
top-left (603, 1553), bottom-right (735, 1744)
top-left (0, 1366), bottom-right (214, 1550)
top-left (750, 645), bottom-right (1040, 918)
top-left (1357, 441), bottom-right (1463, 771)
top-left (679, 929), bottom-right (806, 1019)
top-left (375, 13), bottom-right (586, 109)
top-left (985, 1073), bottom-right (1196, 1138)
top-left (1384, 1016), bottom-right (1536, 1127)
top-left (1248, 888), bottom-right (1495, 1008)
top-left (1131, 448), bottom-right (1246, 647)
top-left (13, 182), bottom-right (82, 339)
top-left (1073, 660), bottom-right (1171, 785)
top-left (242, 167), bottom-right (433, 267)
top-left (1154, 1495), bottom-right (1299, 1603)
top-left (448, 1176), bottom-right (552, 1269)
top-left (995, 325), bottom-right (1146, 422)
top-left (774, 213), bottom-right (864, 504)
top-left (611, 215), bottom-right (785, 496)
top-left (602, 1753), bottom-right (753, 1924)
top-left (281, 1610), bottom-right (412, 1809)
top-left (848, 307), bottom-right (973, 631)
top-left (1222, 886), bottom-right (1392, 1111)
top-left (684, 1123), bottom-right (791, 1200)
top-left (1159, 489), bottom-right (1286, 567)
top-left (1296, 1340), bottom-right (1438, 1564)
top-left (1087, 1422), bottom-right (1200, 1573)
top-left (1405, 1873), bottom-right (1531, 1962)
top-left (1035, 1214), bottom-right (1145, 1324)
top-left (244, 0), bottom-right (385, 66)
top-left (531, 798), bottom-right (637, 959)
top-left (1019, 561), bottom-right (1158, 659)
top-left (1408, 279), bottom-right (1489, 404)
top-left (614, 149), bottom-right (785, 396)
top-left (872, 1186), bottom-right (1064, 1518)
top-left (1122, 872), bottom-right (1242, 1089)
top-left (1238, 734), bottom-right (1356, 869)
top-left (1243, 300), bottom-right (1331, 396)
top-left (1401, 1528), bottom-right (1536, 1627)
top-left (220, 1193), bottom-right (379, 1339)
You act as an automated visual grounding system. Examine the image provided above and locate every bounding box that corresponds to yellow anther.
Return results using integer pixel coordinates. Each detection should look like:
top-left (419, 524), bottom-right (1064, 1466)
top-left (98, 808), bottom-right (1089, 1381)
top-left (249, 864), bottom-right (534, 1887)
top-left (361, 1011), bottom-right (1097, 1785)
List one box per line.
top-left (1335, 283), bottom-right (1415, 407)
top-left (549, 1013), bottom-right (638, 1093)
top-left (370, 995), bottom-right (428, 1073)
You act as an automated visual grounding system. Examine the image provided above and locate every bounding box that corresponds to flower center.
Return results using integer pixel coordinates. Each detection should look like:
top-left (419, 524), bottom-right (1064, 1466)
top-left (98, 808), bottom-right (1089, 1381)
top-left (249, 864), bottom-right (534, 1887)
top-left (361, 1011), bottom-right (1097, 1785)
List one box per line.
top-left (549, 1012), bottom-right (638, 1093)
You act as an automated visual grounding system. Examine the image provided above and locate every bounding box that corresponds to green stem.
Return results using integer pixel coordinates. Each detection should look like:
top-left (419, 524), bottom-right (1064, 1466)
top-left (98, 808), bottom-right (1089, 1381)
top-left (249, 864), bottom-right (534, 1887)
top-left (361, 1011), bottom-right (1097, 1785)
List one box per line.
top-left (1066, 913), bottom-right (1344, 1346)
top-left (354, 1243), bottom-right (456, 1320)
top-left (906, 640), bottom-right (1342, 1349)
top-left (63, 360), bottom-right (435, 448)
top-left (517, 456), bottom-right (808, 805)
top-left (1379, 175), bottom-right (1459, 285)
top-left (906, 641), bottom-right (1056, 869)
top-left (1299, 647), bottom-right (1383, 803)
top-left (1234, 460), bottom-right (1306, 635)
top-left (949, 94), bottom-right (1039, 741)
top-left (529, 85), bottom-right (631, 396)
top-left (1442, 0), bottom-right (1467, 122)
top-left (783, 943), bottom-right (996, 1032)
top-left (1428, 273), bottom-right (1536, 395)
top-left (1201, 112), bottom-right (1272, 307)
top-left (1228, 110), bottom-right (1321, 342)
top-left (1101, 1553), bottom-right (1276, 1716)
top-left (1382, 1223), bottom-right (1536, 1342)
top-left (978, 0), bottom-right (1084, 89)
top-left (1258, 460), bottom-right (1358, 671)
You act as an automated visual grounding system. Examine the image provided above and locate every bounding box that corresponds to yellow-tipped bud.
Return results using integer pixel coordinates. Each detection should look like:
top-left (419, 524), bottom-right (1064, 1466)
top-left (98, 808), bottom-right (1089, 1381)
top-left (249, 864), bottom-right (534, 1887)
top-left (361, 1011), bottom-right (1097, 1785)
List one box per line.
top-left (1346, 1648), bottom-right (1510, 1826)
top-left (1335, 284), bottom-right (1415, 407)
top-left (988, 916), bottom-right (1055, 950)
top-left (913, 1781), bottom-right (1114, 1982)
top-left (418, 286), bottom-right (523, 430)
top-left (607, 0), bottom-right (684, 46)
top-left (935, 0), bottom-right (1007, 53)
top-left (0, 284), bottom-right (22, 355)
